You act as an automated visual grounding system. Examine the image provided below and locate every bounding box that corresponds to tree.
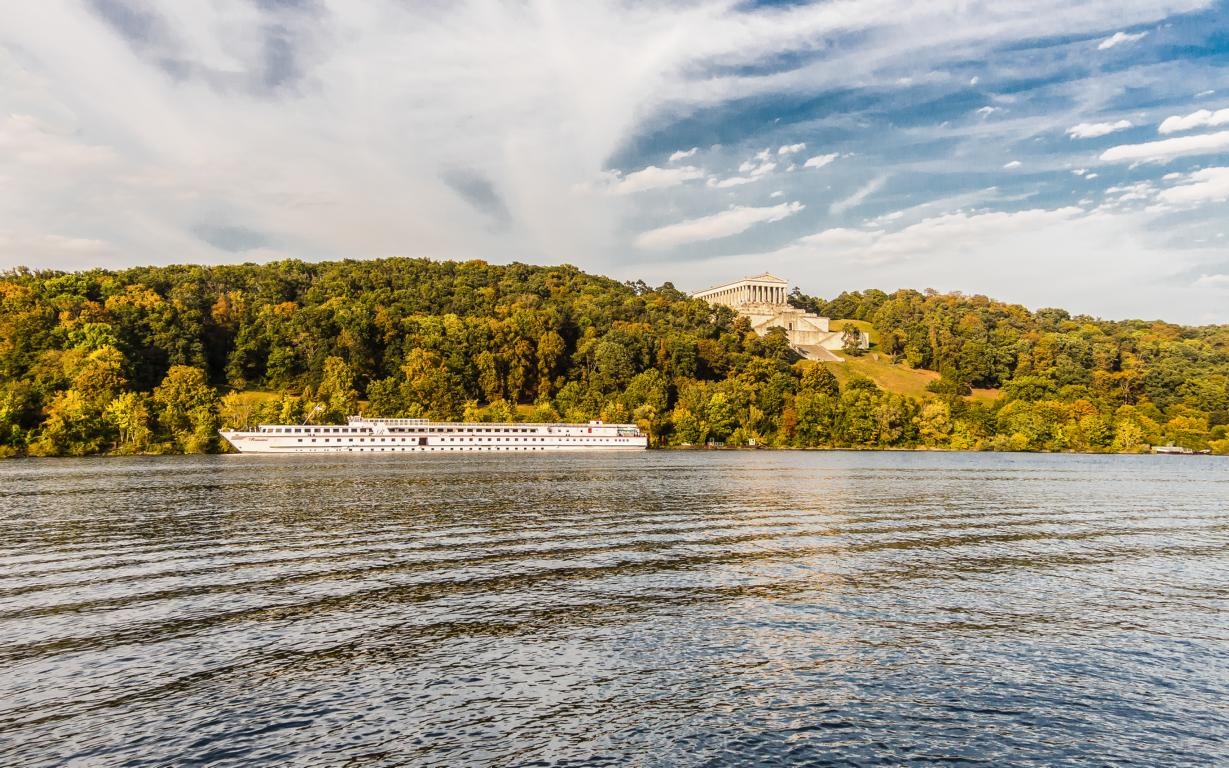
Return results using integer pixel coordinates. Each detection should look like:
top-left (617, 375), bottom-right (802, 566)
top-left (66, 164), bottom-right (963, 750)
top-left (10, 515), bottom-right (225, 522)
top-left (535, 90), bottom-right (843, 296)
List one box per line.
top-left (794, 392), bottom-right (836, 446)
top-left (152, 366), bottom-right (218, 453)
top-left (841, 326), bottom-right (866, 356)
top-left (799, 363), bottom-right (841, 398)
top-left (0, 380), bottom-right (37, 451)
top-left (30, 390), bottom-right (99, 456)
top-left (703, 392), bottom-right (739, 442)
top-left (535, 330), bottom-right (566, 397)
top-left (916, 400), bottom-right (953, 447)
top-left (365, 377), bottom-right (404, 417)
top-left (106, 392), bottom-right (151, 452)
top-left (317, 356), bottom-right (359, 420)
top-left (218, 392), bottom-right (258, 430)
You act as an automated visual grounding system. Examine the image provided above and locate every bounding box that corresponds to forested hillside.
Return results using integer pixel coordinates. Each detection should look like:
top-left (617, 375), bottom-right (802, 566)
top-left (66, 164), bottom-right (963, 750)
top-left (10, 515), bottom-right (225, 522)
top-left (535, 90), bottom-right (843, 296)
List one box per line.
top-left (1, 258), bottom-right (1226, 456)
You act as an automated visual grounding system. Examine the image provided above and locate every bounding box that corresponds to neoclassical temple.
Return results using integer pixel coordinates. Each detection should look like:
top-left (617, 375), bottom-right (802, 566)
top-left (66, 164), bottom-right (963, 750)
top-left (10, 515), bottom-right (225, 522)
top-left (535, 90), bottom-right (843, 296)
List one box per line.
top-left (692, 273), bottom-right (866, 361)
top-left (695, 276), bottom-right (790, 307)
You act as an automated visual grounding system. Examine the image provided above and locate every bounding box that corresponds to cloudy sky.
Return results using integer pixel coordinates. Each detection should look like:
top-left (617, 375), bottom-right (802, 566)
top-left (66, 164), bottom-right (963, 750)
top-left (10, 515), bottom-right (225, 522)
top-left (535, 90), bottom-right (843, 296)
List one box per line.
top-left (3, 1), bottom-right (1229, 323)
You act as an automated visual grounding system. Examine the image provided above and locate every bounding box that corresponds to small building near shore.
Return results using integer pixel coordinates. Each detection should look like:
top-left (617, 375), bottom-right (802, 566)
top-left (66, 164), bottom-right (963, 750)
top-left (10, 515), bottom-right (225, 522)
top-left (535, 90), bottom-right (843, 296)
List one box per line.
top-left (691, 273), bottom-right (868, 362)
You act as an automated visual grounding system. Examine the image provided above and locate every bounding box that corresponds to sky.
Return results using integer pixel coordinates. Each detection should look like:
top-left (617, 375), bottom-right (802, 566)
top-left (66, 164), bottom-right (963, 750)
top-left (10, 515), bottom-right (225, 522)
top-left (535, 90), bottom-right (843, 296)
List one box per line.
top-left (2, 1), bottom-right (1229, 324)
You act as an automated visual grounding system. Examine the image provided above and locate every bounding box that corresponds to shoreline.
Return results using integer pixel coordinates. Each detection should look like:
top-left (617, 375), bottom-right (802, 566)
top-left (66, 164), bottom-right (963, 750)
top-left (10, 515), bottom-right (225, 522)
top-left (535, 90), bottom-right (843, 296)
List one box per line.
top-left (4, 445), bottom-right (1222, 459)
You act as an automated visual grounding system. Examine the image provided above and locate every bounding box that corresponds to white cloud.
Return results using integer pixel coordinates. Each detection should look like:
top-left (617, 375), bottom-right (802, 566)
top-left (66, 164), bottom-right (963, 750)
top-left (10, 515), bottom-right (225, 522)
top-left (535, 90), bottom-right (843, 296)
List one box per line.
top-left (1097, 31), bottom-right (1148, 50)
top-left (769, 190), bottom-right (784, 198)
top-left (1196, 273), bottom-right (1229, 288)
top-left (803, 153), bottom-right (838, 170)
top-left (969, 76), bottom-right (980, 86)
top-left (668, 147), bottom-right (699, 162)
top-left (1158, 107), bottom-right (1229, 134)
top-left (1158, 167), bottom-right (1229, 205)
top-left (0, 0), bottom-right (1220, 288)
top-left (1003, 160), bottom-right (1022, 169)
top-left (727, 204), bottom-right (1229, 321)
top-left (778, 142), bottom-right (806, 155)
top-left (1104, 181), bottom-right (1158, 204)
top-left (976, 106), bottom-right (999, 117)
top-left (737, 151), bottom-right (777, 178)
top-left (634, 201), bottom-right (803, 249)
top-left (830, 177), bottom-right (886, 215)
top-left (589, 164), bottom-right (705, 194)
top-left (1067, 120), bottom-right (1132, 139)
top-left (1101, 130), bottom-right (1229, 163)
top-left (799, 227), bottom-right (882, 249)
top-left (707, 175), bottom-right (756, 189)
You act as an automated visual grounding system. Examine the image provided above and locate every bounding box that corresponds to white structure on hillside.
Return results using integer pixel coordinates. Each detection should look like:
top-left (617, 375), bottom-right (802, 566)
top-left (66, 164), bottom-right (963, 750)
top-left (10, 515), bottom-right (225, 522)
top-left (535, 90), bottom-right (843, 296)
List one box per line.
top-left (692, 273), bottom-right (868, 362)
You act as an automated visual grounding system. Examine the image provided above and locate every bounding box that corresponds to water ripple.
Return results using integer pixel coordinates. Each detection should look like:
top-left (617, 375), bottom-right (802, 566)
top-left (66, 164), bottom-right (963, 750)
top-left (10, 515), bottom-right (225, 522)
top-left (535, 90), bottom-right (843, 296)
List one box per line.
top-left (0, 451), bottom-right (1227, 767)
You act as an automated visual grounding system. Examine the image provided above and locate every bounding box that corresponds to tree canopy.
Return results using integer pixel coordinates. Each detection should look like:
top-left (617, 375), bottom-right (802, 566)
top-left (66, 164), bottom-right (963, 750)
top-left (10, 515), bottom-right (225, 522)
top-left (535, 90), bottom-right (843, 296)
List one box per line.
top-left (1, 258), bottom-right (1225, 456)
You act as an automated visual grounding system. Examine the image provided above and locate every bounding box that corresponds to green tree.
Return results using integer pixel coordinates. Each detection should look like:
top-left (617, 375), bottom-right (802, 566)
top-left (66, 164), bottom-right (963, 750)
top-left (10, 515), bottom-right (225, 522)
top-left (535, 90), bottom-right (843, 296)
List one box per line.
top-left (916, 400), bottom-right (953, 447)
top-left (106, 392), bottom-right (151, 453)
top-left (317, 356), bottom-right (359, 421)
top-left (798, 363), bottom-right (840, 398)
top-left (152, 366), bottom-right (218, 453)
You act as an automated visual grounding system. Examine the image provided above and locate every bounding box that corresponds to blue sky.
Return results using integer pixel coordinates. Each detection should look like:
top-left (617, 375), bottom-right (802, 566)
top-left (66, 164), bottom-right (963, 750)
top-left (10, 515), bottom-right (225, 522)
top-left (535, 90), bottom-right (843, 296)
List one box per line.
top-left (2, 1), bottom-right (1228, 322)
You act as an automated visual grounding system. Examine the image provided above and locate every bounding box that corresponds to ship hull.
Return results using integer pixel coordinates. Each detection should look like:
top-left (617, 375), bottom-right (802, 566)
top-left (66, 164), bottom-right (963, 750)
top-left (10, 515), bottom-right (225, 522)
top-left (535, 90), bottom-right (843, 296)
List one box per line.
top-left (220, 435), bottom-right (648, 454)
top-left (219, 418), bottom-right (648, 454)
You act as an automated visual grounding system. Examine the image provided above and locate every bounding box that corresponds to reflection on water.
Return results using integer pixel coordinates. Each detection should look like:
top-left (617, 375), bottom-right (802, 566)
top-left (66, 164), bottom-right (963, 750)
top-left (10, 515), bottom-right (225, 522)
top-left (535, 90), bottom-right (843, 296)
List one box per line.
top-left (0, 451), bottom-right (1227, 766)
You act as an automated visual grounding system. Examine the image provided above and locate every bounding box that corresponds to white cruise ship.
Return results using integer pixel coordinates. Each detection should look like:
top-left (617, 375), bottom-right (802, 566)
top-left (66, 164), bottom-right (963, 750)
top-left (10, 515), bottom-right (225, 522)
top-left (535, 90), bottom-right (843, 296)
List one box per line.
top-left (219, 416), bottom-right (648, 454)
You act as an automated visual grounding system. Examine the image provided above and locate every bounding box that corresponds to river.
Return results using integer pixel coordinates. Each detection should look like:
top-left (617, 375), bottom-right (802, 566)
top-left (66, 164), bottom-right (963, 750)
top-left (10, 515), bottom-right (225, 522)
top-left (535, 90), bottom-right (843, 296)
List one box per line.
top-left (1, 451), bottom-right (1227, 766)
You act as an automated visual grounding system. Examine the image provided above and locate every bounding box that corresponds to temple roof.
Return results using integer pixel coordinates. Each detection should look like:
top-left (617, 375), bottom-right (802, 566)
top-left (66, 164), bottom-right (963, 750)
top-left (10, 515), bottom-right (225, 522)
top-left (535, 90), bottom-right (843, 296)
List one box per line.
top-left (692, 272), bottom-right (790, 294)
top-left (744, 272), bottom-right (789, 284)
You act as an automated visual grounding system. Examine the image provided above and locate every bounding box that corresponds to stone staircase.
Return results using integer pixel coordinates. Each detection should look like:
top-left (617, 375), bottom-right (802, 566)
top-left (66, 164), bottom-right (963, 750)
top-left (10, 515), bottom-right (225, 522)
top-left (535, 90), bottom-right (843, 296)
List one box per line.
top-left (793, 344), bottom-right (844, 362)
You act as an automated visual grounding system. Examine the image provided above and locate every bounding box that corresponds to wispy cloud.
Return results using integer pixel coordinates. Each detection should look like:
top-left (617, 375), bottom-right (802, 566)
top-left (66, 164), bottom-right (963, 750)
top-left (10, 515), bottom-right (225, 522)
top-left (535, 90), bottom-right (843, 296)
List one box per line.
top-left (608, 165), bottom-right (705, 194)
top-left (1, 0), bottom-right (1226, 322)
top-left (635, 202), bottom-right (803, 249)
top-left (1097, 30), bottom-right (1147, 50)
top-left (707, 175), bottom-right (757, 189)
top-left (1158, 107), bottom-right (1229, 134)
top-left (731, 203), bottom-right (1229, 321)
top-left (1067, 120), bottom-right (1132, 139)
top-left (1100, 130), bottom-right (1229, 163)
top-left (803, 153), bottom-right (838, 170)
top-left (1158, 167), bottom-right (1229, 205)
top-left (1195, 273), bottom-right (1229, 288)
top-left (830, 177), bottom-right (887, 215)
top-left (580, 165), bottom-right (705, 195)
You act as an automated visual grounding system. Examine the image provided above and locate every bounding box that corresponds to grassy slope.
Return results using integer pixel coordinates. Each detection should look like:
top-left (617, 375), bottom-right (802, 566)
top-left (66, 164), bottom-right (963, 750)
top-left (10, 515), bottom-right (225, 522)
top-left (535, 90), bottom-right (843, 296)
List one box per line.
top-left (820, 320), bottom-right (1000, 403)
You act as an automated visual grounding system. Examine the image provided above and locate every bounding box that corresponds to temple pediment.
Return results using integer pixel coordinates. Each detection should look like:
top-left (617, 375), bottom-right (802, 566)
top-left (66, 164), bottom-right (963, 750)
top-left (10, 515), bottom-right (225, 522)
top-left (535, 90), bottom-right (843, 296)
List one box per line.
top-left (744, 272), bottom-right (788, 284)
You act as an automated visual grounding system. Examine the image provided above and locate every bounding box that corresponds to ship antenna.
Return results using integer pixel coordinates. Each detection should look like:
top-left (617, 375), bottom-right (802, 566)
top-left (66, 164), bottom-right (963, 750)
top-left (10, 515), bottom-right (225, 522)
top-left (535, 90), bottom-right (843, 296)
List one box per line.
top-left (301, 403), bottom-right (323, 426)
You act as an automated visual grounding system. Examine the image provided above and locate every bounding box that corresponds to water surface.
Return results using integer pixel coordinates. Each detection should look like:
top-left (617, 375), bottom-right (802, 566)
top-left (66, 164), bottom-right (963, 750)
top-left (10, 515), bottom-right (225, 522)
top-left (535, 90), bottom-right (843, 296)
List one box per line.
top-left (1, 451), bottom-right (1227, 766)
